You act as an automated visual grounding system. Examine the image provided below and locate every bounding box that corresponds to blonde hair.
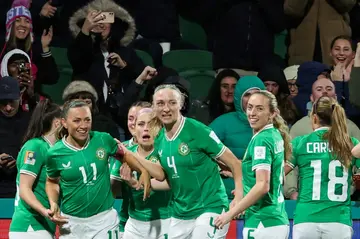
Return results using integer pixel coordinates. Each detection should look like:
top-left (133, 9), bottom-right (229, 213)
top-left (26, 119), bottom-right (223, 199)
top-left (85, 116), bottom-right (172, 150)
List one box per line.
top-left (312, 96), bottom-right (353, 168)
top-left (56, 100), bottom-right (90, 140)
top-left (8, 23), bottom-right (32, 52)
top-left (153, 84), bottom-right (185, 108)
top-left (252, 90), bottom-right (292, 162)
top-left (135, 108), bottom-right (162, 139)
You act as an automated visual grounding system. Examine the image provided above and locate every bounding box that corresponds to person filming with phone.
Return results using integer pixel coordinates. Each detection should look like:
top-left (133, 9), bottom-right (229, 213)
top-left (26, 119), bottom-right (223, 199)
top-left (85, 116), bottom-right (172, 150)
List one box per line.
top-left (68, 0), bottom-right (149, 139)
top-left (0, 76), bottom-right (31, 198)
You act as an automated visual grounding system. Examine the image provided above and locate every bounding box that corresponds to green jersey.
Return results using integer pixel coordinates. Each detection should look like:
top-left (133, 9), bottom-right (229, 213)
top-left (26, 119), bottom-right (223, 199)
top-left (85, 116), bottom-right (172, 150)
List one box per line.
top-left (157, 117), bottom-right (228, 219)
top-left (46, 131), bottom-right (117, 218)
top-left (110, 138), bottom-right (135, 232)
top-left (288, 127), bottom-right (360, 226)
top-left (112, 145), bottom-right (171, 221)
top-left (242, 124), bottom-right (288, 228)
top-left (10, 137), bottom-right (56, 234)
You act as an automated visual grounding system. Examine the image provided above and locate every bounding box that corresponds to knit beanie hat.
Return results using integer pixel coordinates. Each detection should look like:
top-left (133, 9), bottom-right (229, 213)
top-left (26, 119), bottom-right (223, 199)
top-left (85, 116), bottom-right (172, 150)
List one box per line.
top-left (62, 81), bottom-right (99, 102)
top-left (6, 0), bottom-right (33, 43)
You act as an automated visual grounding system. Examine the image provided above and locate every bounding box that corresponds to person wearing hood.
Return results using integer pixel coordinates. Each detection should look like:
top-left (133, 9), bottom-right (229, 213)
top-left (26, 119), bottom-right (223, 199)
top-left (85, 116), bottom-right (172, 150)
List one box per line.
top-left (67, 0), bottom-right (146, 123)
top-left (258, 65), bottom-right (300, 126)
top-left (1, 49), bottom-right (46, 112)
top-left (0, 0), bottom-right (59, 90)
top-left (62, 80), bottom-right (121, 141)
top-left (210, 76), bottom-right (265, 199)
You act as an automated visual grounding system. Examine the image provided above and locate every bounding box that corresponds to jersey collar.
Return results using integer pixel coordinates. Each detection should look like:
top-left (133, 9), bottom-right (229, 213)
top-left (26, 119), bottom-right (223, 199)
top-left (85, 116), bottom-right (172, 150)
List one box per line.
top-left (251, 124), bottom-right (274, 140)
top-left (165, 116), bottom-right (185, 141)
top-left (42, 135), bottom-right (54, 146)
top-left (62, 136), bottom-right (90, 151)
top-left (314, 126), bottom-right (329, 132)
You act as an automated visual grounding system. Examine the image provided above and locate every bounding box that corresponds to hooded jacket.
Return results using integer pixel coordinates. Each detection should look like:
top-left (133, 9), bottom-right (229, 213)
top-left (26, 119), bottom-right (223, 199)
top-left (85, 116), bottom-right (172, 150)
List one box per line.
top-left (210, 76), bottom-right (265, 199)
top-left (67, 0), bottom-right (145, 130)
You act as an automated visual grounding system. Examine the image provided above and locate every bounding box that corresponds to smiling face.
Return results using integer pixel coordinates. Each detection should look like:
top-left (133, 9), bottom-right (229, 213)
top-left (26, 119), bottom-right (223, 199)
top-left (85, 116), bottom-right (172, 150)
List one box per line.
top-left (330, 39), bottom-right (354, 66)
top-left (13, 17), bottom-right (31, 40)
top-left (62, 106), bottom-right (92, 143)
top-left (246, 94), bottom-right (274, 133)
top-left (135, 112), bottom-right (154, 147)
top-left (153, 88), bottom-right (182, 126)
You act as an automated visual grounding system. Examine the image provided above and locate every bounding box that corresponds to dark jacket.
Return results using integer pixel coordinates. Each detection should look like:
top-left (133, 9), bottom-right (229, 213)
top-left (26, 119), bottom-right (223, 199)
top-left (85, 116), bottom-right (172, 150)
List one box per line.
top-left (67, 0), bottom-right (145, 124)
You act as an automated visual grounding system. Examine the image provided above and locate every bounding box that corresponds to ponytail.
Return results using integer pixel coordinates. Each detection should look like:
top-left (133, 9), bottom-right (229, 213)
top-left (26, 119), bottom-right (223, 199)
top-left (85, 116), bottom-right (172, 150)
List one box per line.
top-left (324, 104), bottom-right (353, 168)
top-left (273, 114), bottom-right (292, 162)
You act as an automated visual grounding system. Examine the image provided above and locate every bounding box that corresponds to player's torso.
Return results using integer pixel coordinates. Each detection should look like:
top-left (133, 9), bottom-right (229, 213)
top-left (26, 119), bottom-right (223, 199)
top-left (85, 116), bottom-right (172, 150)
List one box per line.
top-left (128, 145), bottom-right (171, 221)
top-left (242, 128), bottom-right (288, 228)
top-left (294, 130), bottom-right (352, 225)
top-left (54, 134), bottom-right (114, 217)
top-left (157, 118), bottom-right (227, 219)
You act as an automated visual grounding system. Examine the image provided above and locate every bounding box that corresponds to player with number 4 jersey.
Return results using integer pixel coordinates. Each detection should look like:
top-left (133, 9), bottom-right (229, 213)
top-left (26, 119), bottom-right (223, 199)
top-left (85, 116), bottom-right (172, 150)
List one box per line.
top-left (215, 91), bottom-right (290, 239)
top-left (285, 96), bottom-right (358, 239)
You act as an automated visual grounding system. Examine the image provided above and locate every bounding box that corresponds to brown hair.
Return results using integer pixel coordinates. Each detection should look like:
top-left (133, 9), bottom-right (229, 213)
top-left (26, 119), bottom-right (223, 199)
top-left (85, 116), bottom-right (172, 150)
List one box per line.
top-left (312, 96), bottom-right (353, 168)
top-left (252, 90), bottom-right (292, 162)
top-left (56, 100), bottom-right (90, 140)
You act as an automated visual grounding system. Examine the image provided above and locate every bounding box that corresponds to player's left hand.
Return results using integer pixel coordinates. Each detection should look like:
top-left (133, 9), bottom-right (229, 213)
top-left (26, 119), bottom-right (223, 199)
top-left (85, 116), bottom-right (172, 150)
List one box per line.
top-left (214, 212), bottom-right (231, 230)
top-left (49, 202), bottom-right (68, 225)
top-left (138, 170), bottom-right (151, 201)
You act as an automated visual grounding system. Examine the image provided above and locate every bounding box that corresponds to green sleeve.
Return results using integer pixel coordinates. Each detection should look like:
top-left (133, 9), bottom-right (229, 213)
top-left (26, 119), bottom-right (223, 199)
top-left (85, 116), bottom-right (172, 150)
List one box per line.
top-left (101, 132), bottom-right (118, 156)
top-left (195, 121), bottom-right (226, 159)
top-left (288, 136), bottom-right (301, 168)
top-left (46, 151), bottom-right (60, 179)
top-left (352, 138), bottom-right (360, 168)
top-left (209, 117), bottom-right (226, 143)
top-left (110, 160), bottom-right (122, 181)
top-left (250, 136), bottom-right (273, 171)
top-left (18, 143), bottom-right (44, 178)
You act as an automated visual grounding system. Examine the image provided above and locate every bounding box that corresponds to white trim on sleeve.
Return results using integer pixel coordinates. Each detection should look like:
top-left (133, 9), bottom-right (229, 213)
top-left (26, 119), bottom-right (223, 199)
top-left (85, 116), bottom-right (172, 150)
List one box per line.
top-left (252, 164), bottom-right (271, 172)
top-left (214, 146), bottom-right (226, 160)
top-left (110, 175), bottom-right (123, 182)
top-left (20, 170), bottom-right (37, 178)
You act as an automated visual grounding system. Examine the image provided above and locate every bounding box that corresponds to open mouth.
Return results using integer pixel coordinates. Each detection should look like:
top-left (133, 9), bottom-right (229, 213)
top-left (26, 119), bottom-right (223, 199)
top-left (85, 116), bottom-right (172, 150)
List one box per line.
top-left (336, 57), bottom-right (346, 63)
top-left (249, 118), bottom-right (258, 124)
top-left (142, 134), bottom-right (151, 141)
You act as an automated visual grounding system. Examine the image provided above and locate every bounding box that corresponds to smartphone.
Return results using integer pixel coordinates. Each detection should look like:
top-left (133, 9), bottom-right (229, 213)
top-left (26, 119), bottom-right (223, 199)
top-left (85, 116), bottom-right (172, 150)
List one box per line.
top-left (1, 155), bottom-right (15, 161)
top-left (18, 62), bottom-right (30, 75)
top-left (98, 12), bottom-right (115, 24)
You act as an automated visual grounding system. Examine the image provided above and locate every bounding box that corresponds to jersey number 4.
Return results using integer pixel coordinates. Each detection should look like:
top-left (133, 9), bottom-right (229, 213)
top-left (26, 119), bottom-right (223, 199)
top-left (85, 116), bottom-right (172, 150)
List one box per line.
top-left (310, 160), bottom-right (348, 202)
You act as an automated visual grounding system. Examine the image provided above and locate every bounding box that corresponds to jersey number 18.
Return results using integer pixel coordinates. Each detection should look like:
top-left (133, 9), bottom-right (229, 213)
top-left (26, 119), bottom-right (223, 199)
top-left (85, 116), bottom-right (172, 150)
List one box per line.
top-left (310, 160), bottom-right (348, 202)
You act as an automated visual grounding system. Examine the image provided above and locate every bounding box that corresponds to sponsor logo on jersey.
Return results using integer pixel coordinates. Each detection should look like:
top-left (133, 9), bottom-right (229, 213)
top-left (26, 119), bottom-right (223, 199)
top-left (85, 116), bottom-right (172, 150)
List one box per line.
top-left (62, 162), bottom-right (71, 168)
top-left (209, 131), bottom-right (221, 144)
top-left (24, 151), bottom-right (36, 165)
top-left (178, 142), bottom-right (190, 156)
top-left (96, 148), bottom-right (106, 160)
top-left (149, 156), bottom-right (158, 163)
top-left (254, 146), bottom-right (266, 160)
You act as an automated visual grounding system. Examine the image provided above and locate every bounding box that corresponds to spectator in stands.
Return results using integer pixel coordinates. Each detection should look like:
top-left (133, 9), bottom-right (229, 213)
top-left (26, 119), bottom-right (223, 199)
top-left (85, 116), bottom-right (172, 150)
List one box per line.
top-left (0, 0), bottom-right (59, 93)
top-left (210, 76), bottom-right (265, 199)
top-left (206, 69), bottom-right (239, 123)
top-left (62, 80), bottom-right (121, 140)
top-left (285, 0), bottom-right (356, 65)
top-left (284, 65), bottom-right (299, 98)
top-left (350, 43), bottom-right (360, 108)
top-left (68, 0), bottom-right (146, 126)
top-left (258, 65), bottom-right (300, 126)
top-left (1, 49), bottom-right (46, 112)
top-left (0, 76), bottom-right (30, 197)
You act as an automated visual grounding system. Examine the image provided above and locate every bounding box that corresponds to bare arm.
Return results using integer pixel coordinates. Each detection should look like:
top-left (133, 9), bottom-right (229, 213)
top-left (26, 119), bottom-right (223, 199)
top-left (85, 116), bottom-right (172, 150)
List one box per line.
top-left (151, 178), bottom-right (171, 191)
top-left (352, 143), bottom-right (360, 158)
top-left (218, 148), bottom-right (243, 200)
top-left (20, 174), bottom-right (50, 218)
top-left (46, 177), bottom-right (60, 206)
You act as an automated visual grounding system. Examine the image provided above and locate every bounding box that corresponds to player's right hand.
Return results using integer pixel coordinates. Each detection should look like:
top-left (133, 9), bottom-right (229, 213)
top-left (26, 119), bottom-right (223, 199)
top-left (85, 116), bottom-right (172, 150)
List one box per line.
top-left (49, 202), bottom-right (68, 225)
top-left (138, 170), bottom-right (151, 201)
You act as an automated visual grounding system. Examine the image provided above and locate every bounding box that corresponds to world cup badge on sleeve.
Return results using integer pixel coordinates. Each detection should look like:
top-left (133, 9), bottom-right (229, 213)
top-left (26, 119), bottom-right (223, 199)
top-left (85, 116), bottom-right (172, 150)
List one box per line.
top-left (24, 151), bottom-right (36, 165)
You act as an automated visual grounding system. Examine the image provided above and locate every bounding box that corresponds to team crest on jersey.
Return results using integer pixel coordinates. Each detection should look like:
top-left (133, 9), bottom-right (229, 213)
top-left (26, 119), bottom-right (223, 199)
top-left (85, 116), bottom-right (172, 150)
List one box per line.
top-left (96, 148), bottom-right (106, 160)
top-left (178, 143), bottom-right (190, 156)
top-left (24, 151), bottom-right (36, 165)
top-left (149, 156), bottom-right (158, 163)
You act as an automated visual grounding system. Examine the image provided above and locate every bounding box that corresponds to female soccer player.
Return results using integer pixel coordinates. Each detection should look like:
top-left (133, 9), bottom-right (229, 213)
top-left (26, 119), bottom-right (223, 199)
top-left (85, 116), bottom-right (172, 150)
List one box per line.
top-left (214, 90), bottom-right (291, 239)
top-left (45, 100), bottom-right (150, 239)
top-left (111, 101), bottom-right (152, 238)
top-left (9, 99), bottom-right (61, 239)
top-left (113, 107), bottom-right (171, 238)
top-left (285, 96), bottom-right (358, 239)
top-left (122, 84), bottom-right (243, 239)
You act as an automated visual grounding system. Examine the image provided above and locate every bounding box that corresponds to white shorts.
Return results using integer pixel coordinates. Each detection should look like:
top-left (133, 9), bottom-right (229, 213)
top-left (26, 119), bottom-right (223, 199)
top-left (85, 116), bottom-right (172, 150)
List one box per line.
top-left (123, 217), bottom-right (170, 239)
top-left (119, 232), bottom-right (124, 239)
top-left (293, 222), bottom-right (353, 239)
top-left (168, 212), bottom-right (229, 239)
top-left (59, 208), bottom-right (120, 239)
top-left (243, 225), bottom-right (289, 239)
top-left (9, 230), bottom-right (54, 239)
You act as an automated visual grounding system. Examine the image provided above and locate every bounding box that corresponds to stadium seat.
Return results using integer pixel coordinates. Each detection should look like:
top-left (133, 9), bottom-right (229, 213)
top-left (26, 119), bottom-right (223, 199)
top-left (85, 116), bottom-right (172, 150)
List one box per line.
top-left (42, 68), bottom-right (72, 105)
top-left (50, 47), bottom-right (71, 69)
top-left (135, 49), bottom-right (155, 67)
top-left (179, 17), bottom-right (207, 50)
top-left (274, 30), bottom-right (288, 60)
top-left (163, 50), bottom-right (213, 73)
top-left (179, 70), bottom-right (215, 101)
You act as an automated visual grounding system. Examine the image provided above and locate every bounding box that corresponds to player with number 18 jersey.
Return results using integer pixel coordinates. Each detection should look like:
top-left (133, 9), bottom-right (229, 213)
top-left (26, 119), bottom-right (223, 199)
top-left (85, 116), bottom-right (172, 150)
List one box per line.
top-left (288, 128), bottom-right (360, 227)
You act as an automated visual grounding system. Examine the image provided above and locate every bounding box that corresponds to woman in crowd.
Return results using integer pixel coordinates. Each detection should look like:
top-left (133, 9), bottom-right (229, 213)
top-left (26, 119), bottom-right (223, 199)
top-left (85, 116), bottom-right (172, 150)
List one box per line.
top-left (45, 100), bottom-right (150, 238)
top-left (285, 96), bottom-right (357, 239)
top-left (215, 90), bottom-right (290, 239)
top-left (9, 99), bottom-right (61, 239)
top-left (122, 84), bottom-right (243, 238)
top-left (113, 107), bottom-right (171, 239)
